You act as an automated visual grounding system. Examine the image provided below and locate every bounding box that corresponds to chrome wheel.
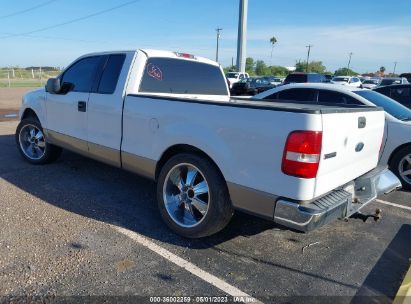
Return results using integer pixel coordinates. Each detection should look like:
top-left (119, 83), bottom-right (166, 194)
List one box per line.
top-left (399, 154), bottom-right (411, 185)
top-left (19, 124), bottom-right (46, 160)
top-left (163, 163), bottom-right (210, 228)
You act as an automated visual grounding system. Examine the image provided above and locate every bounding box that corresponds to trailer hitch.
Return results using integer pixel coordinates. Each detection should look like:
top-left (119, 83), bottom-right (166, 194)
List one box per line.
top-left (350, 208), bottom-right (382, 222)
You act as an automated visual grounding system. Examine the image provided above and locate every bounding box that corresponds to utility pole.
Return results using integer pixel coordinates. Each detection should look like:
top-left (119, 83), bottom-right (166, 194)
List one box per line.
top-left (393, 61), bottom-right (398, 75)
top-left (215, 28), bottom-right (222, 63)
top-left (347, 52), bottom-right (353, 70)
top-left (7, 70), bottom-right (11, 87)
top-left (305, 44), bottom-right (313, 72)
top-left (236, 0), bottom-right (248, 72)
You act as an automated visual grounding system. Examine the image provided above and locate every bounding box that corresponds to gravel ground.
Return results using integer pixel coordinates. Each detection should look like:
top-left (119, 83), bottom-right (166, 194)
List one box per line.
top-left (0, 120), bottom-right (410, 303)
top-left (0, 88), bottom-right (33, 122)
top-left (0, 88), bottom-right (34, 110)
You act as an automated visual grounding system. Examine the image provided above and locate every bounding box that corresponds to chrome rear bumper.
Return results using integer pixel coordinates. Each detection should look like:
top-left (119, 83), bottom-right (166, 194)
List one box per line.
top-left (273, 167), bottom-right (401, 232)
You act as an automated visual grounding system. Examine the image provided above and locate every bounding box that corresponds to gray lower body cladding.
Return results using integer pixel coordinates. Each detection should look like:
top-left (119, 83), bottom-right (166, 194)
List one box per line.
top-left (227, 167), bottom-right (401, 232)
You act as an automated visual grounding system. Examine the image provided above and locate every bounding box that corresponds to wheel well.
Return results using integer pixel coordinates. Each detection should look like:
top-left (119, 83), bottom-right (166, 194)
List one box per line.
top-left (21, 108), bottom-right (39, 121)
top-left (388, 143), bottom-right (411, 166)
top-left (155, 144), bottom-right (224, 181)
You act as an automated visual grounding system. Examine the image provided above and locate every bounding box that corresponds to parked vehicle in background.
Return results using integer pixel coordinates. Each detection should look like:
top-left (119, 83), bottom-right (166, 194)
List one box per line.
top-left (362, 79), bottom-right (380, 89)
top-left (323, 75), bottom-right (333, 83)
top-left (226, 72), bottom-right (249, 88)
top-left (331, 76), bottom-right (362, 88)
top-left (379, 77), bottom-right (409, 86)
top-left (264, 76), bottom-right (284, 86)
top-left (283, 72), bottom-right (325, 85)
top-left (230, 77), bottom-right (275, 96)
top-left (16, 49), bottom-right (400, 237)
top-left (374, 84), bottom-right (411, 109)
top-left (400, 73), bottom-right (411, 83)
top-left (254, 83), bottom-right (411, 189)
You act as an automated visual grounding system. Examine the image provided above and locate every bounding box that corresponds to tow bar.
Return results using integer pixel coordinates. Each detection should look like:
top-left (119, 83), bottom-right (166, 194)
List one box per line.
top-left (350, 208), bottom-right (382, 222)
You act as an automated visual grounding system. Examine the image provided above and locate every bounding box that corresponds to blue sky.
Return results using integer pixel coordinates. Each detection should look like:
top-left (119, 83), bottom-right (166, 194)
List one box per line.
top-left (1, 0), bottom-right (411, 73)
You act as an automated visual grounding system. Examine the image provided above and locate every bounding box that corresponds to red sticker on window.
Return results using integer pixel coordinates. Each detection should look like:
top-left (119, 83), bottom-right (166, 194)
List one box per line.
top-left (147, 63), bottom-right (163, 81)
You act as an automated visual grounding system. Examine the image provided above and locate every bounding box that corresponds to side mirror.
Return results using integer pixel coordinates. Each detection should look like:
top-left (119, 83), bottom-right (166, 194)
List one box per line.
top-left (59, 82), bottom-right (74, 94)
top-left (46, 78), bottom-right (61, 94)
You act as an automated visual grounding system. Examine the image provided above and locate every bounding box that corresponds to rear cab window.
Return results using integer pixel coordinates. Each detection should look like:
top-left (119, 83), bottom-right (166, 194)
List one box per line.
top-left (140, 58), bottom-right (228, 96)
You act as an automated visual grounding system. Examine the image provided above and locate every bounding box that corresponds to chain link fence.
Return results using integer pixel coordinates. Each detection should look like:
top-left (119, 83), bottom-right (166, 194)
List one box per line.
top-left (0, 67), bottom-right (61, 88)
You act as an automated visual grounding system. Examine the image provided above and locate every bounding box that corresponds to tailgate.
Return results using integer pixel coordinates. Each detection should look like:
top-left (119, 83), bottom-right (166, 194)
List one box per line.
top-left (314, 108), bottom-right (385, 197)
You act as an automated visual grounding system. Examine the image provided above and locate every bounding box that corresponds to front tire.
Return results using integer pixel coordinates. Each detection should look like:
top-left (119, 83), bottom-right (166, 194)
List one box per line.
top-left (390, 146), bottom-right (411, 190)
top-left (16, 118), bottom-right (62, 165)
top-left (157, 153), bottom-right (233, 238)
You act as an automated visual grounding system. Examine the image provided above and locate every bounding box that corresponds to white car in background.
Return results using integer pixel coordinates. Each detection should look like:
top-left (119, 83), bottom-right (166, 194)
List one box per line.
top-left (362, 79), bottom-right (381, 90)
top-left (254, 83), bottom-right (411, 190)
top-left (331, 76), bottom-right (362, 88)
top-left (226, 72), bottom-right (249, 88)
top-left (265, 76), bottom-right (284, 86)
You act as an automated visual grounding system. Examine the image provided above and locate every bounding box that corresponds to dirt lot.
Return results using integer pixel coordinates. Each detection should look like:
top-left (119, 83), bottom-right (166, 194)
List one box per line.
top-left (0, 88), bottom-right (34, 110)
top-left (0, 88), bottom-right (35, 122)
top-left (0, 119), bottom-right (410, 303)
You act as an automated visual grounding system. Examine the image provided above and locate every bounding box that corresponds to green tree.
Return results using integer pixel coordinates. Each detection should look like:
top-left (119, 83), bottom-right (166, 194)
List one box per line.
top-left (270, 36), bottom-right (278, 62)
top-left (334, 67), bottom-right (358, 76)
top-left (295, 61), bottom-right (326, 74)
top-left (223, 66), bottom-right (237, 74)
top-left (379, 66), bottom-right (386, 75)
top-left (245, 57), bottom-right (255, 75)
top-left (270, 65), bottom-right (289, 77)
top-left (255, 60), bottom-right (270, 76)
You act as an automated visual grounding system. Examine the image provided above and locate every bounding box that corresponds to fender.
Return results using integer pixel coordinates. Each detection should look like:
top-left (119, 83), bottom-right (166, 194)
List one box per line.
top-left (153, 122), bottom-right (234, 181)
top-left (19, 88), bottom-right (47, 128)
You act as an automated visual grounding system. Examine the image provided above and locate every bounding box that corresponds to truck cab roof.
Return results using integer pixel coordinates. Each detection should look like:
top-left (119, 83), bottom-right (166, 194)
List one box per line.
top-left (77, 49), bottom-right (220, 67)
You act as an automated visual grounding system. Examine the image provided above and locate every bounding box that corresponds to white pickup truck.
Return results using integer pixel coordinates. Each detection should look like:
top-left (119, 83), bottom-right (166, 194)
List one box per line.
top-left (16, 49), bottom-right (401, 238)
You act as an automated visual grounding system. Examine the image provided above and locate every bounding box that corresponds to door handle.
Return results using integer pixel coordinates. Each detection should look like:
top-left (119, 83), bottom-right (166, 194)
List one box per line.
top-left (78, 101), bottom-right (87, 112)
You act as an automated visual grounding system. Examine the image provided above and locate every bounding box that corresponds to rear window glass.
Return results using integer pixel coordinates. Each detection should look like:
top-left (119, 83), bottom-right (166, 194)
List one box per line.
top-left (284, 74), bottom-right (307, 84)
top-left (140, 58), bottom-right (228, 95)
top-left (226, 72), bottom-right (239, 78)
top-left (278, 89), bottom-right (316, 102)
top-left (318, 90), bottom-right (362, 105)
top-left (380, 79), bottom-right (400, 86)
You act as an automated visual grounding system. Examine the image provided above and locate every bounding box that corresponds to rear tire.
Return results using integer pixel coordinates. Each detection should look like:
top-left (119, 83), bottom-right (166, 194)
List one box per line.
top-left (157, 153), bottom-right (233, 238)
top-left (16, 118), bottom-right (62, 165)
top-left (389, 146), bottom-right (411, 190)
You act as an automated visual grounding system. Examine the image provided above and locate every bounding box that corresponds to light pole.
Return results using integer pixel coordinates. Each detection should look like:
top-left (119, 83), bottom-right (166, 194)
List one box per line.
top-left (216, 28), bottom-right (222, 62)
top-left (347, 52), bottom-right (353, 71)
top-left (393, 61), bottom-right (398, 75)
top-left (236, 0), bottom-right (248, 72)
top-left (306, 45), bottom-right (313, 72)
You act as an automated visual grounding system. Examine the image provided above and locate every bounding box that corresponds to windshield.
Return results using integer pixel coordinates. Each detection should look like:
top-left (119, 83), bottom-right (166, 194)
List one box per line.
top-left (355, 90), bottom-right (411, 121)
top-left (226, 73), bottom-right (239, 78)
top-left (333, 77), bottom-right (349, 82)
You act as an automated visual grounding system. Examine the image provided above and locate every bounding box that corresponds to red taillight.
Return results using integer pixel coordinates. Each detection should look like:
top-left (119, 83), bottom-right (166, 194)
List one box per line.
top-left (282, 131), bottom-right (323, 179)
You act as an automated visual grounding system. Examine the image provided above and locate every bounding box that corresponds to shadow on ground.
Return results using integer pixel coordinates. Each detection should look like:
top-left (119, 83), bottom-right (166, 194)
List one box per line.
top-left (353, 224), bottom-right (411, 302)
top-left (0, 134), bottom-right (281, 249)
